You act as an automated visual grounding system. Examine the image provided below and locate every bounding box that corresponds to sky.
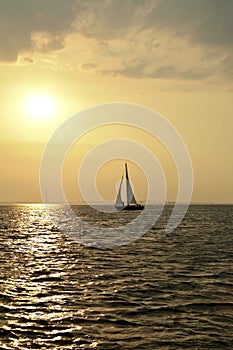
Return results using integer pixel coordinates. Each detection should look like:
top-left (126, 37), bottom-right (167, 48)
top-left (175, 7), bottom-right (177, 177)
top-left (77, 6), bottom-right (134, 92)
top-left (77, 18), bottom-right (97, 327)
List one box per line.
top-left (0, 0), bottom-right (232, 204)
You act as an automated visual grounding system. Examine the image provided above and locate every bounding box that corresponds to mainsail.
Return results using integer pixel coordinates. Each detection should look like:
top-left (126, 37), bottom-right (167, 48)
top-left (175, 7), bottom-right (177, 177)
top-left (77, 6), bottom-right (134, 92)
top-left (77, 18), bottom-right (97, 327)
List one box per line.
top-left (125, 163), bottom-right (137, 205)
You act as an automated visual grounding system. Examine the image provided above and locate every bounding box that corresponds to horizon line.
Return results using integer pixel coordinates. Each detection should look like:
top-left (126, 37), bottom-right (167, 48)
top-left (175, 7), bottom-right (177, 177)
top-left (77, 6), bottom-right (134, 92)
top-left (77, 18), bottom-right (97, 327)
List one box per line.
top-left (0, 201), bottom-right (233, 205)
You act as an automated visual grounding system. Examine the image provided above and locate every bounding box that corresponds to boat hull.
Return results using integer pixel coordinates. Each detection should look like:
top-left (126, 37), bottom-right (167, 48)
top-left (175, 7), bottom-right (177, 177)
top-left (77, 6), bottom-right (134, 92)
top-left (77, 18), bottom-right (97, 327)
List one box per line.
top-left (116, 204), bottom-right (144, 211)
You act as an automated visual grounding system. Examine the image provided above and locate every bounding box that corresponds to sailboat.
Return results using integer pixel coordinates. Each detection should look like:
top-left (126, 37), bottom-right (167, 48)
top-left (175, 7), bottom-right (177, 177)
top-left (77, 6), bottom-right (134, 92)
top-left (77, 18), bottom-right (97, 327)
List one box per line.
top-left (115, 163), bottom-right (144, 211)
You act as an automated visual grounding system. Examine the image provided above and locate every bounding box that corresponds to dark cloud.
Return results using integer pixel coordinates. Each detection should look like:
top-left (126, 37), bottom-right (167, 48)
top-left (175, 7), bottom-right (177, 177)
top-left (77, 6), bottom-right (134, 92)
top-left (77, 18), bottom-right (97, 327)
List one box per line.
top-left (75, 0), bottom-right (151, 39)
top-left (74, 0), bottom-right (233, 81)
top-left (0, 0), bottom-right (77, 61)
top-left (144, 0), bottom-right (233, 48)
top-left (0, 0), bottom-right (232, 83)
top-left (74, 0), bottom-right (233, 49)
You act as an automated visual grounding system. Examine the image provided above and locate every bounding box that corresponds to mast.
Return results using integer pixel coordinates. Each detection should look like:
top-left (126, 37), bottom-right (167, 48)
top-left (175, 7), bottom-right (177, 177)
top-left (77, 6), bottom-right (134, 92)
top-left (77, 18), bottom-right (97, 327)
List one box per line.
top-left (125, 163), bottom-right (129, 205)
top-left (125, 163), bottom-right (129, 180)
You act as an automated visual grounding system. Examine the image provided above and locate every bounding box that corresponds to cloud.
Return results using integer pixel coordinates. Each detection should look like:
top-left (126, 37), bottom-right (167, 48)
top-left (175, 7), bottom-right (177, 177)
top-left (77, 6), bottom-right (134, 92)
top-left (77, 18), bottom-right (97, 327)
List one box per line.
top-left (74, 0), bottom-right (233, 49)
top-left (0, 0), bottom-right (232, 83)
top-left (144, 0), bottom-right (233, 48)
top-left (71, 0), bottom-right (233, 82)
top-left (0, 0), bottom-right (77, 61)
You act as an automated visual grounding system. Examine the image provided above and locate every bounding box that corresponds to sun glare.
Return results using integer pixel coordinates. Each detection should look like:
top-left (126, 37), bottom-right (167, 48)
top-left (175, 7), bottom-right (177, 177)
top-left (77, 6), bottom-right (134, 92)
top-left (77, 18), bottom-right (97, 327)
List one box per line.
top-left (26, 94), bottom-right (57, 120)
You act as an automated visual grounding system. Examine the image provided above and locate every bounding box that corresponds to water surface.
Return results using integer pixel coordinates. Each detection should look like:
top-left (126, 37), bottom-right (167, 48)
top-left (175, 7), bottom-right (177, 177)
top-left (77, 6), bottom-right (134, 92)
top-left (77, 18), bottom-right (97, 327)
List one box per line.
top-left (0, 204), bottom-right (233, 349)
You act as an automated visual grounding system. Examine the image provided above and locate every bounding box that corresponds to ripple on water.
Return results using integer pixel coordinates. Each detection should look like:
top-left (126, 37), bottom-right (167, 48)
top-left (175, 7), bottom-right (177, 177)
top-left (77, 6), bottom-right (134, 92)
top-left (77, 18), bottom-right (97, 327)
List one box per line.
top-left (0, 204), bottom-right (233, 349)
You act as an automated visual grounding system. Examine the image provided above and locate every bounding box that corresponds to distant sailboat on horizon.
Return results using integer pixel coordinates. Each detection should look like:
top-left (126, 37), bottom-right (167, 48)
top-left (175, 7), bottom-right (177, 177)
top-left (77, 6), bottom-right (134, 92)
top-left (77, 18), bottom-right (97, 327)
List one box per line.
top-left (115, 163), bottom-right (144, 211)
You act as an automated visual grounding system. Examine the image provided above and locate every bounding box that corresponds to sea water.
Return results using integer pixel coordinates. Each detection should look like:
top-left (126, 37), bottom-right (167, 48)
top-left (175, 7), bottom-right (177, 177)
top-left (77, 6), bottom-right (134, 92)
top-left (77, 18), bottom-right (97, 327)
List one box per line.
top-left (0, 204), bottom-right (232, 349)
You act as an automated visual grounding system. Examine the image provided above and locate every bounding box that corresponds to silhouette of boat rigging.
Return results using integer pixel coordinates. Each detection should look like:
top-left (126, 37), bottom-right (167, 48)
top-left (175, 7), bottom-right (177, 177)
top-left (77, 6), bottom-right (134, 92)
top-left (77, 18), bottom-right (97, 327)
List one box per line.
top-left (115, 163), bottom-right (144, 211)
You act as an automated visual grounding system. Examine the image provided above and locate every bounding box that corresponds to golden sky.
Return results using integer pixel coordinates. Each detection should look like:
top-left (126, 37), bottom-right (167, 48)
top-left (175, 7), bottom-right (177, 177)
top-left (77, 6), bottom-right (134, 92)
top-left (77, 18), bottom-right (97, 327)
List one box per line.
top-left (0, 0), bottom-right (232, 203)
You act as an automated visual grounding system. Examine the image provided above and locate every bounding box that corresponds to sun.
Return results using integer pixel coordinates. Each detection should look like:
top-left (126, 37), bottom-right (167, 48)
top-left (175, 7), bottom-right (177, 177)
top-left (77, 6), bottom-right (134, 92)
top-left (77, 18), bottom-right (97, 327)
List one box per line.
top-left (26, 93), bottom-right (57, 120)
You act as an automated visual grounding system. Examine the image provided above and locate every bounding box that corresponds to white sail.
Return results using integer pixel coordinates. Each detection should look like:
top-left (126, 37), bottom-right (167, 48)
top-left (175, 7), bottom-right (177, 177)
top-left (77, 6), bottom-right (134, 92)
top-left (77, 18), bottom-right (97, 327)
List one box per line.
top-left (116, 176), bottom-right (124, 207)
top-left (126, 179), bottom-right (137, 205)
top-left (125, 163), bottom-right (137, 205)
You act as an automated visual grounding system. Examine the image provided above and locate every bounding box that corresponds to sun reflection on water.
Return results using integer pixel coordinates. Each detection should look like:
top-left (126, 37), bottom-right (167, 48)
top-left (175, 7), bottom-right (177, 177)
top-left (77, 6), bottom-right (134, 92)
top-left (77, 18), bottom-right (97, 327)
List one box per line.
top-left (0, 204), bottom-right (103, 348)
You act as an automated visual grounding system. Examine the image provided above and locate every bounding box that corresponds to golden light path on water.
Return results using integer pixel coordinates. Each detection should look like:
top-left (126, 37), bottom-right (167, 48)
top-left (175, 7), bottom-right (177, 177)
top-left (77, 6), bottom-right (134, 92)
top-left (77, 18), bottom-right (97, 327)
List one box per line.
top-left (1, 204), bottom-right (100, 348)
